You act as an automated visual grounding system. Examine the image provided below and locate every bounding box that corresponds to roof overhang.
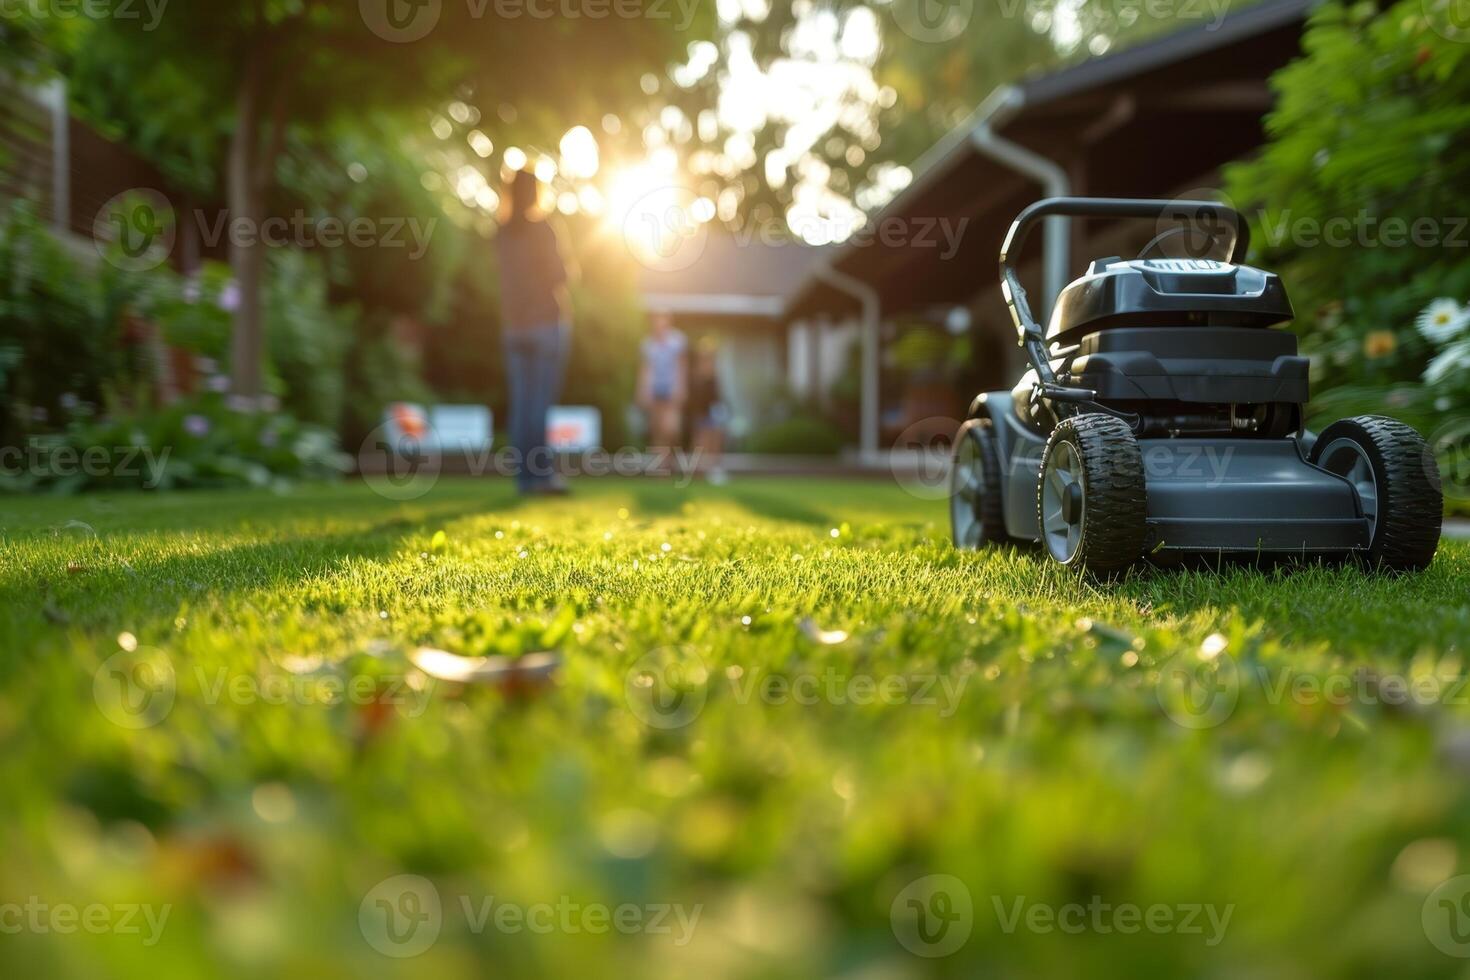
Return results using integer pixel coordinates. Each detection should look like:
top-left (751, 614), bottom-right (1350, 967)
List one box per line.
top-left (643, 292), bottom-right (786, 319)
top-left (785, 0), bottom-right (1317, 322)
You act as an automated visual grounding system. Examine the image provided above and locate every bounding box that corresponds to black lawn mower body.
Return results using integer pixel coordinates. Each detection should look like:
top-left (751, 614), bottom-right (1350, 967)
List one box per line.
top-left (951, 198), bottom-right (1443, 573)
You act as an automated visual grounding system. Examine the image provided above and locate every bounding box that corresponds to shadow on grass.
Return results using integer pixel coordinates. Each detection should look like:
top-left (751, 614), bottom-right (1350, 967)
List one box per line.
top-left (0, 493), bottom-right (526, 657)
top-left (1102, 550), bottom-right (1469, 658)
top-left (726, 487), bottom-right (834, 528)
top-left (631, 483), bottom-right (687, 519)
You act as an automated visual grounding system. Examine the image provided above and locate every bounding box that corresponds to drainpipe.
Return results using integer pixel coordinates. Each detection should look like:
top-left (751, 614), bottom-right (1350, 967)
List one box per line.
top-left (814, 264), bottom-right (881, 465)
top-left (969, 85), bottom-right (1071, 325)
top-left (45, 78), bottom-right (70, 235)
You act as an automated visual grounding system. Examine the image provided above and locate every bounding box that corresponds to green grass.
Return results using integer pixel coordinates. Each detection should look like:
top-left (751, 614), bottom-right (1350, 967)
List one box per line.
top-left (2, 477), bottom-right (1469, 978)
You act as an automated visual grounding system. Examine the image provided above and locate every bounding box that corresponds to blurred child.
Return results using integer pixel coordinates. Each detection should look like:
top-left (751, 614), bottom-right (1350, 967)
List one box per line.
top-left (686, 338), bottom-right (730, 485)
top-left (637, 312), bottom-right (687, 465)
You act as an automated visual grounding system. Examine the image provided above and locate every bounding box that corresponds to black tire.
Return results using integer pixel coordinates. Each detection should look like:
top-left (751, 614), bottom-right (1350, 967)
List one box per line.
top-left (1309, 415), bottom-right (1442, 571)
top-left (1037, 413), bottom-right (1148, 573)
top-left (950, 418), bottom-right (1009, 549)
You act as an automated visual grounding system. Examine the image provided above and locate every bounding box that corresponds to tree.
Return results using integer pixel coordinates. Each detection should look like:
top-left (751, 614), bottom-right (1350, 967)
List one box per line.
top-left (67, 0), bottom-right (700, 399)
top-left (1225, 0), bottom-right (1470, 409)
top-left (606, 0), bottom-right (1236, 236)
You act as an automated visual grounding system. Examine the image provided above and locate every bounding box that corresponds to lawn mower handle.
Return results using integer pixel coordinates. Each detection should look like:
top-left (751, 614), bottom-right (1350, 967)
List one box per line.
top-left (999, 197), bottom-right (1249, 385)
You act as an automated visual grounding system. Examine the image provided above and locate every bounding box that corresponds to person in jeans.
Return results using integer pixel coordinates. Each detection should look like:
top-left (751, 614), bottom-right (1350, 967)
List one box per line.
top-left (497, 169), bottom-right (572, 495)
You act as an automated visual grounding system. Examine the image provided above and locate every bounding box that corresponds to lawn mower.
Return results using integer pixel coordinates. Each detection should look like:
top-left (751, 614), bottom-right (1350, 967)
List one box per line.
top-left (950, 197), bottom-right (1443, 573)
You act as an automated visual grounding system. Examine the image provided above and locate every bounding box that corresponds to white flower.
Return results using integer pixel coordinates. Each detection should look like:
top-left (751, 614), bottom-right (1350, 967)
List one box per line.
top-left (1416, 298), bottom-right (1469, 345)
top-left (217, 281), bottom-right (241, 313)
top-left (1424, 339), bottom-right (1470, 386)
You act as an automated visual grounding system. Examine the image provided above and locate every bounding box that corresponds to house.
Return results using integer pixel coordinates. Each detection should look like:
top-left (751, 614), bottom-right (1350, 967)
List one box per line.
top-left (637, 231), bottom-right (832, 441)
top-left (783, 0), bottom-right (1317, 460)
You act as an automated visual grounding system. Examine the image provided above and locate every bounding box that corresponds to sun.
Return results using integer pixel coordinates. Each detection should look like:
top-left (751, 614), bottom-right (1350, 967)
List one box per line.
top-left (603, 159), bottom-right (715, 267)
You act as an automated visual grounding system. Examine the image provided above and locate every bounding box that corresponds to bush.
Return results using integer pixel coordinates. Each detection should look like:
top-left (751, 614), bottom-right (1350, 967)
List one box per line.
top-left (265, 249), bottom-right (352, 429)
top-left (1224, 0), bottom-right (1470, 417)
top-left (0, 392), bottom-right (350, 494)
top-left (745, 414), bottom-right (847, 456)
top-left (0, 200), bottom-right (147, 442)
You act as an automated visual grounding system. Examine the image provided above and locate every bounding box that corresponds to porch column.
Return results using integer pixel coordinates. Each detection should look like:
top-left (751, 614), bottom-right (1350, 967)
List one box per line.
top-left (808, 318), bottom-right (824, 406)
top-left (813, 265), bottom-right (882, 463)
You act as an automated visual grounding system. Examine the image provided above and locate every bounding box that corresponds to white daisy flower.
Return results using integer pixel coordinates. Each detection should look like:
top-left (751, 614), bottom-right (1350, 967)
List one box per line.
top-left (1416, 298), bottom-right (1469, 344)
top-left (1424, 338), bottom-right (1470, 385)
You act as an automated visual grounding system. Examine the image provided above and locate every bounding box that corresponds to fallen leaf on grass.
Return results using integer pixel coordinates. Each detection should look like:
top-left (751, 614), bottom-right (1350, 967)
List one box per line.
top-left (411, 647), bottom-right (561, 695)
top-left (278, 654), bottom-right (326, 675)
top-left (799, 618), bottom-right (849, 645)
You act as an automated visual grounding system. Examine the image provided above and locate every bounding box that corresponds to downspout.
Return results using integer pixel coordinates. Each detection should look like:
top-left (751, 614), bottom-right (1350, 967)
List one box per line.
top-left (814, 264), bottom-right (881, 465)
top-left (45, 78), bottom-right (70, 236)
top-left (969, 85), bottom-right (1071, 325)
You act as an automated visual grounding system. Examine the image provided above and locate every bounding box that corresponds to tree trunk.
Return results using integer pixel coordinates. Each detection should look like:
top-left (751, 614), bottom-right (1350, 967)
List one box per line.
top-left (227, 42), bottom-right (267, 402)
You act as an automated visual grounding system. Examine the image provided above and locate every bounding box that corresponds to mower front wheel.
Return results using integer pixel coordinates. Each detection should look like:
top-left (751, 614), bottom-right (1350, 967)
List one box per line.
top-left (1038, 414), bottom-right (1148, 574)
top-left (950, 418), bottom-right (1009, 549)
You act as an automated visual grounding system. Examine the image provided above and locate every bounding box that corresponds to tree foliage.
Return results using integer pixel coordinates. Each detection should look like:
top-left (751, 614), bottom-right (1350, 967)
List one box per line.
top-left (62, 0), bottom-right (703, 395)
top-left (1225, 0), bottom-right (1470, 409)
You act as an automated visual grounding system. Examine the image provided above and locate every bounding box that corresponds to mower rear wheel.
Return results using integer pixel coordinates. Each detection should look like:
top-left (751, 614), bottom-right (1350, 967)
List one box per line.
top-left (950, 418), bottom-right (1009, 549)
top-left (1038, 414), bottom-right (1148, 573)
top-left (1310, 415), bottom-right (1442, 571)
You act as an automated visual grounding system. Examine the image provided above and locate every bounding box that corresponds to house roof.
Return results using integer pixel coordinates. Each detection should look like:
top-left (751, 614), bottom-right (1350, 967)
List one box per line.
top-left (785, 0), bottom-right (1317, 321)
top-left (637, 232), bottom-right (832, 321)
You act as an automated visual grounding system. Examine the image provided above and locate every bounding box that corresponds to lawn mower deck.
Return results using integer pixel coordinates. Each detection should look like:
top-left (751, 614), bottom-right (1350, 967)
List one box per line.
top-left (951, 197), bottom-right (1442, 573)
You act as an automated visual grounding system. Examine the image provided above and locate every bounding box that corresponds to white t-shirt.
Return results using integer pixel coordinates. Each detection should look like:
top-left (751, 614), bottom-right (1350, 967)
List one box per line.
top-left (642, 330), bottom-right (687, 399)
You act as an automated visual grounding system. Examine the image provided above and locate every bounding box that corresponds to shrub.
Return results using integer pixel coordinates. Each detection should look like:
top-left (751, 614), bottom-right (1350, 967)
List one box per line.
top-left (1225, 0), bottom-right (1470, 416)
top-left (0, 392), bottom-right (350, 494)
top-left (745, 414), bottom-right (847, 456)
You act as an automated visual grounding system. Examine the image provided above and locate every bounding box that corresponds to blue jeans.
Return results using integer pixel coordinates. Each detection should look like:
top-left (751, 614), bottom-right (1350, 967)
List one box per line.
top-left (503, 322), bottom-right (569, 493)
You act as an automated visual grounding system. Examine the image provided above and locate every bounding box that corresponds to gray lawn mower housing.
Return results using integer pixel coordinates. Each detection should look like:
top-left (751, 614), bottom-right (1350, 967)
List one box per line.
top-left (950, 197), bottom-right (1441, 573)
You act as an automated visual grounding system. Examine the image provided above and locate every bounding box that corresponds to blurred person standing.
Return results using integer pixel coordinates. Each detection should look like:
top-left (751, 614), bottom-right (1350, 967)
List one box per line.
top-left (686, 338), bottom-right (730, 484)
top-left (497, 169), bottom-right (573, 496)
top-left (638, 312), bottom-right (687, 464)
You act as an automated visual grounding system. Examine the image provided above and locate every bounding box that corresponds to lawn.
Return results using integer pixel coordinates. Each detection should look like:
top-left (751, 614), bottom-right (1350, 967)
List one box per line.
top-left (2, 477), bottom-right (1469, 978)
